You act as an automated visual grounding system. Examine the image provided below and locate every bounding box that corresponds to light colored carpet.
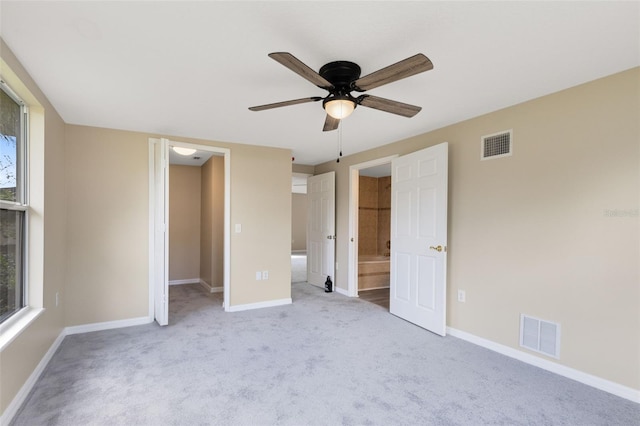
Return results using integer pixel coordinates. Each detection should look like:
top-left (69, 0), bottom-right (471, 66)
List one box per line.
top-left (291, 253), bottom-right (307, 283)
top-left (11, 282), bottom-right (639, 425)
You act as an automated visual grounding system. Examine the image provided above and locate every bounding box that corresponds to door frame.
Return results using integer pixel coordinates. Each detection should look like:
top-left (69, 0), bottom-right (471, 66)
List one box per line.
top-left (347, 155), bottom-right (398, 298)
top-left (148, 138), bottom-right (231, 323)
top-left (149, 138), bottom-right (169, 324)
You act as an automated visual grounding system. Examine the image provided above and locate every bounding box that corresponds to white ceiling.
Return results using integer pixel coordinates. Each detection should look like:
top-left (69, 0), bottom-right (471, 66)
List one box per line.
top-left (360, 163), bottom-right (392, 178)
top-left (1, 1), bottom-right (638, 166)
top-left (168, 145), bottom-right (217, 167)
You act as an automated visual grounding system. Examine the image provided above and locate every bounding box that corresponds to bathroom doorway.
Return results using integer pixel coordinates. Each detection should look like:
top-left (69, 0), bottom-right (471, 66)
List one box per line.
top-left (347, 155), bottom-right (398, 301)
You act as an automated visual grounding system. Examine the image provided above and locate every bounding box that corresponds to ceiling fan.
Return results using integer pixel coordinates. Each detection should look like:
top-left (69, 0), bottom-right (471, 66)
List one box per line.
top-left (249, 52), bottom-right (434, 131)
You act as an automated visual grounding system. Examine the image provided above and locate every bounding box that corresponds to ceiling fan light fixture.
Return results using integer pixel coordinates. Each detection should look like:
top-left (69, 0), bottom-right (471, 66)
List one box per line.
top-left (172, 146), bottom-right (197, 156)
top-left (324, 97), bottom-right (356, 119)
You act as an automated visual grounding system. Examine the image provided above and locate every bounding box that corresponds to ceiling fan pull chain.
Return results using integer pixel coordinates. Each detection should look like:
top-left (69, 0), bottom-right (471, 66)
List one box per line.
top-left (337, 124), bottom-right (343, 163)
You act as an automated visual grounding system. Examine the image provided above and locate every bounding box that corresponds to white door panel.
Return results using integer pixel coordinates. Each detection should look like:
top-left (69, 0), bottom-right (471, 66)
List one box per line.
top-left (390, 142), bottom-right (448, 336)
top-left (307, 172), bottom-right (335, 287)
top-left (152, 138), bottom-right (169, 326)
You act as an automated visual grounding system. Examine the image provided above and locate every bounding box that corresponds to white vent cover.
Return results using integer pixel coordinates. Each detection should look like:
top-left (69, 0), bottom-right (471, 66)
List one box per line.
top-left (520, 314), bottom-right (560, 358)
top-left (481, 130), bottom-right (512, 160)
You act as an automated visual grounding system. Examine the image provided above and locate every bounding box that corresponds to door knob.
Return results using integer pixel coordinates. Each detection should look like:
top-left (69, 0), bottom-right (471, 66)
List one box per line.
top-left (429, 245), bottom-right (444, 252)
top-left (327, 235), bottom-right (335, 240)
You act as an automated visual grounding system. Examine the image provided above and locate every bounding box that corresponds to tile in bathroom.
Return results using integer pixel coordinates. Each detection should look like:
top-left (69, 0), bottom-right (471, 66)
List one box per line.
top-left (359, 176), bottom-right (378, 208)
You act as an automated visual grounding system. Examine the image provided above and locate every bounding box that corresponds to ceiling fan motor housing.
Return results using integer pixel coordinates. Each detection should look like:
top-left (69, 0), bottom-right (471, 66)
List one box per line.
top-left (319, 61), bottom-right (362, 110)
top-left (319, 61), bottom-right (361, 92)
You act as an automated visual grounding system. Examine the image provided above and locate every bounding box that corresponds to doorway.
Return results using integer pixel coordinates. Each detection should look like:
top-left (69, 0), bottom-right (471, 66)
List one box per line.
top-left (291, 172), bottom-right (310, 285)
top-left (347, 155), bottom-right (397, 299)
top-left (348, 145), bottom-right (449, 336)
top-left (148, 138), bottom-right (231, 325)
top-left (356, 164), bottom-right (392, 308)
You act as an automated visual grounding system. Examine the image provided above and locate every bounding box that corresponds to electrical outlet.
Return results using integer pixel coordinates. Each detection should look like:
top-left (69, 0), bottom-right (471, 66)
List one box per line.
top-left (457, 290), bottom-right (466, 303)
top-left (262, 270), bottom-right (269, 280)
top-left (255, 271), bottom-right (262, 281)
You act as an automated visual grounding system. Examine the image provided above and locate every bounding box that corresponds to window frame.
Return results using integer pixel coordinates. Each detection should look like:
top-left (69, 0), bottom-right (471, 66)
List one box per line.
top-left (0, 78), bottom-right (29, 324)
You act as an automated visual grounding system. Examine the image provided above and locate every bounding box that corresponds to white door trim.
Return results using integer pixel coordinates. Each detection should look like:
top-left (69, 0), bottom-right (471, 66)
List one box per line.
top-left (147, 140), bottom-right (156, 321)
top-left (347, 155), bottom-right (398, 298)
top-left (148, 139), bottom-right (231, 319)
top-left (149, 138), bottom-right (169, 325)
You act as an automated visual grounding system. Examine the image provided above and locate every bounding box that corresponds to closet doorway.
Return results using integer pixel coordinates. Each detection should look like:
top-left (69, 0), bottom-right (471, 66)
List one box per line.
top-left (149, 138), bottom-right (230, 325)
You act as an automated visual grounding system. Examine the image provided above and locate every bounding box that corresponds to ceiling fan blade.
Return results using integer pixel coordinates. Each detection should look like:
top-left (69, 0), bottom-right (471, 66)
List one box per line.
top-left (249, 97), bottom-right (322, 112)
top-left (358, 95), bottom-right (422, 118)
top-left (269, 52), bottom-right (334, 90)
top-left (323, 114), bottom-right (340, 132)
top-left (353, 54), bottom-right (433, 92)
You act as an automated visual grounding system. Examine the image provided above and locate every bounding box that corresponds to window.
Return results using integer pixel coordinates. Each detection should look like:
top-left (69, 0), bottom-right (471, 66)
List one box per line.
top-left (0, 81), bottom-right (27, 323)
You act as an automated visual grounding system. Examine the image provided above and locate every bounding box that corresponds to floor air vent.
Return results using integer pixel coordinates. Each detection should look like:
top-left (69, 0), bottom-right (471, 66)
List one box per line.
top-left (481, 130), bottom-right (512, 160)
top-left (520, 314), bottom-right (560, 359)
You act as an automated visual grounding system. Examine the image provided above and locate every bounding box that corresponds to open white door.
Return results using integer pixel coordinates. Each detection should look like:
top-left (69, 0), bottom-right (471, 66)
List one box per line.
top-left (390, 143), bottom-right (448, 336)
top-left (152, 138), bottom-right (169, 326)
top-left (307, 171), bottom-right (335, 288)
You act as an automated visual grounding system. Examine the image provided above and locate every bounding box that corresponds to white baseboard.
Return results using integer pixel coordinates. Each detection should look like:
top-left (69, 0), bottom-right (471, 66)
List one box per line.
top-left (226, 298), bottom-right (292, 312)
top-left (1, 329), bottom-right (66, 425)
top-left (358, 286), bottom-right (391, 291)
top-left (66, 316), bottom-right (153, 335)
top-left (199, 279), bottom-right (223, 294)
top-left (446, 327), bottom-right (640, 404)
top-left (169, 278), bottom-right (200, 285)
top-left (334, 286), bottom-right (349, 296)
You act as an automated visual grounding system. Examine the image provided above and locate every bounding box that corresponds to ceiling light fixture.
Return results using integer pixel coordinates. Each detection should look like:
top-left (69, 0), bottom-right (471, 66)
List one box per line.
top-left (173, 146), bottom-right (197, 156)
top-left (323, 96), bottom-right (356, 119)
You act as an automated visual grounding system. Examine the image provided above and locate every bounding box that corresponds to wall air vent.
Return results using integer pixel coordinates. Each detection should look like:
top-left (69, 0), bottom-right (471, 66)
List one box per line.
top-left (481, 130), bottom-right (512, 160)
top-left (520, 314), bottom-right (561, 359)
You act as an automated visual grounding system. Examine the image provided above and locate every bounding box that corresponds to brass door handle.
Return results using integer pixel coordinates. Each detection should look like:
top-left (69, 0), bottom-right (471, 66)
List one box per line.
top-left (429, 245), bottom-right (444, 252)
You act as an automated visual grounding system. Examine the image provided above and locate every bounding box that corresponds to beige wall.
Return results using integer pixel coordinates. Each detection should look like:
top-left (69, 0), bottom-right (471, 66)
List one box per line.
top-left (0, 40), bottom-right (67, 415)
top-left (65, 125), bottom-right (151, 325)
top-left (315, 68), bottom-right (640, 390)
top-left (200, 155), bottom-right (224, 289)
top-left (292, 164), bottom-right (314, 174)
top-left (227, 143), bottom-right (292, 305)
top-left (291, 164), bottom-right (313, 252)
top-left (169, 165), bottom-right (201, 281)
top-left (291, 193), bottom-right (307, 251)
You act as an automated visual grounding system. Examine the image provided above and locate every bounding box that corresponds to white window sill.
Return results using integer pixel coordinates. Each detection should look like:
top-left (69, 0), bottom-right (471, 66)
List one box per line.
top-left (0, 307), bottom-right (45, 352)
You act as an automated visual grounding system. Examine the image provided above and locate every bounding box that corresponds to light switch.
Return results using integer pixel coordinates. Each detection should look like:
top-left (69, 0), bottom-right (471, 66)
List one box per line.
top-left (235, 224), bottom-right (242, 233)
